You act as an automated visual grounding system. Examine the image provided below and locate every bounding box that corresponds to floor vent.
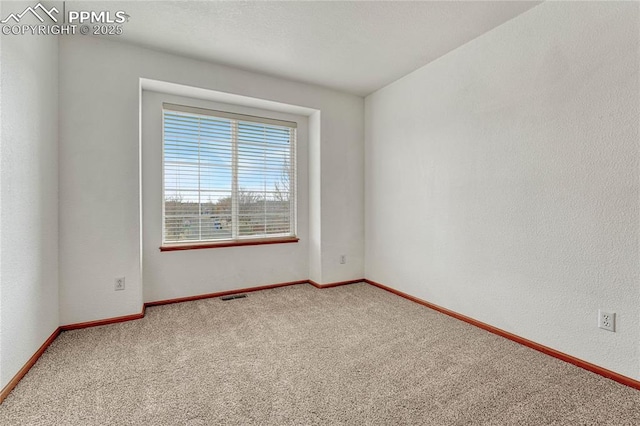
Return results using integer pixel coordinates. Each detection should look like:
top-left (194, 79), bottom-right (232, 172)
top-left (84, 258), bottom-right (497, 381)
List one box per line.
top-left (220, 294), bottom-right (248, 301)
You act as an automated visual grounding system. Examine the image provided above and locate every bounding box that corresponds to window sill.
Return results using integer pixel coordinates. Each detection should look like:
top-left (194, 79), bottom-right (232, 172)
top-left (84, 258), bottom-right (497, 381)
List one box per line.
top-left (160, 236), bottom-right (299, 252)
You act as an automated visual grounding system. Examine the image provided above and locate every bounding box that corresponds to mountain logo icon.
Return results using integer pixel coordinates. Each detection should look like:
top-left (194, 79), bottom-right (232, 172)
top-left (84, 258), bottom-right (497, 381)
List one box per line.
top-left (1, 2), bottom-right (59, 24)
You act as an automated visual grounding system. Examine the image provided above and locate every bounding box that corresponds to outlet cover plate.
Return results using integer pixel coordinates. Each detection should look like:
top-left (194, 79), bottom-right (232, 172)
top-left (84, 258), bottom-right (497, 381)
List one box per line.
top-left (598, 310), bottom-right (615, 332)
top-left (115, 277), bottom-right (125, 291)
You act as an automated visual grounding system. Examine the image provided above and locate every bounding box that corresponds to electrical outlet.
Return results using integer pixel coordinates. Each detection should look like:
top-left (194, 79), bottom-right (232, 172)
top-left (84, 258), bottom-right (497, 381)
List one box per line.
top-left (340, 255), bottom-right (346, 264)
top-left (115, 277), bottom-right (125, 291)
top-left (598, 310), bottom-right (615, 332)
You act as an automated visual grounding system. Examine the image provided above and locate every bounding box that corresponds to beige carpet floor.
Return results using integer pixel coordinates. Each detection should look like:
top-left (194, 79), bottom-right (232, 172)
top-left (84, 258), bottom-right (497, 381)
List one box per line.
top-left (1, 283), bottom-right (639, 425)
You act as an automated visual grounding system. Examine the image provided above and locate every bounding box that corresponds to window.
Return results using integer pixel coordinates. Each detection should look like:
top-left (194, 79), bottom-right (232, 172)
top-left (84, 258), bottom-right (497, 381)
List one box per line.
top-left (162, 103), bottom-right (297, 248)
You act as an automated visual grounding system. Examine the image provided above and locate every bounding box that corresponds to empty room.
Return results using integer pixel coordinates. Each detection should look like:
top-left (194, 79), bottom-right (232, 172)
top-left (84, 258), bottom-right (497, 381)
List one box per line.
top-left (1, 0), bottom-right (639, 424)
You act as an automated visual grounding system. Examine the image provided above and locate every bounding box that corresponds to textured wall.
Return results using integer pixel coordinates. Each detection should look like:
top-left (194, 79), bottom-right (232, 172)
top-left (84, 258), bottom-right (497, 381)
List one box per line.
top-left (0, 3), bottom-right (60, 387)
top-left (365, 2), bottom-right (640, 378)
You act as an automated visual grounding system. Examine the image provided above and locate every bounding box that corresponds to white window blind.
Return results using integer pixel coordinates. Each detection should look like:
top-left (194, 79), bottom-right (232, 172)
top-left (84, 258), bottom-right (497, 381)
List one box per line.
top-left (162, 103), bottom-right (297, 244)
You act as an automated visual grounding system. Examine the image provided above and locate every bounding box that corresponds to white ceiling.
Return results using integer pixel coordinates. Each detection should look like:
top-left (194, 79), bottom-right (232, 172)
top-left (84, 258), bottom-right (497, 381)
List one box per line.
top-left (77, 1), bottom-right (541, 96)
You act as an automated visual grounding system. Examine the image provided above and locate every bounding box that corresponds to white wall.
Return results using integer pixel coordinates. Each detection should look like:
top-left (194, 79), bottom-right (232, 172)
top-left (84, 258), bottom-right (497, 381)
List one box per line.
top-left (141, 91), bottom-right (309, 302)
top-left (58, 36), bottom-right (364, 324)
top-left (0, 3), bottom-right (60, 387)
top-left (365, 1), bottom-right (640, 379)
top-left (308, 111), bottom-right (322, 283)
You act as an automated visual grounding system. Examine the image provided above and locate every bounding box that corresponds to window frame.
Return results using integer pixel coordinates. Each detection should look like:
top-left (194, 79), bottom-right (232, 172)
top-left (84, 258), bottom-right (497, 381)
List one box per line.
top-left (160, 103), bottom-right (298, 251)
